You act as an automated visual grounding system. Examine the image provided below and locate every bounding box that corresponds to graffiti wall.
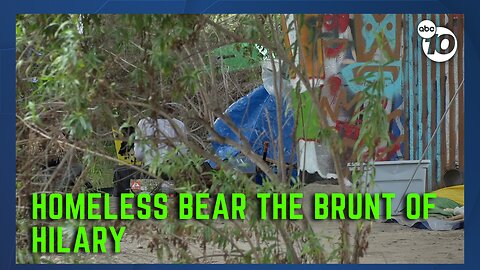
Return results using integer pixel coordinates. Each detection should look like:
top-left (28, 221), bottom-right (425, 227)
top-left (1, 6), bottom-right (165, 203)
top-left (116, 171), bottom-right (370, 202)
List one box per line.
top-left (403, 14), bottom-right (464, 190)
top-left (283, 14), bottom-right (464, 190)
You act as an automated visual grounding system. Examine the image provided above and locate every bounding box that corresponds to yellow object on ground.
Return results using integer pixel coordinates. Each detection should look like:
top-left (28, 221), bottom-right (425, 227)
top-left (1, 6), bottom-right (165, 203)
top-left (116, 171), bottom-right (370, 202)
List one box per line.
top-left (113, 128), bottom-right (142, 166)
top-left (433, 185), bottom-right (464, 205)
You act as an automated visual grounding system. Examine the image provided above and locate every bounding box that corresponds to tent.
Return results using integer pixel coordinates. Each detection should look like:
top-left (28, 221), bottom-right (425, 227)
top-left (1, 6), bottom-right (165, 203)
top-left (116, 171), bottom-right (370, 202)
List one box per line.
top-left (208, 85), bottom-right (296, 174)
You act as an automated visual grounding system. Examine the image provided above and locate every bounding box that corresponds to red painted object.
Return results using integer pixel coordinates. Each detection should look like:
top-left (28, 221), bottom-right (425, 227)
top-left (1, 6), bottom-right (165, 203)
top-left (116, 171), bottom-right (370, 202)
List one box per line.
top-left (335, 120), bottom-right (361, 140)
top-left (335, 120), bottom-right (401, 161)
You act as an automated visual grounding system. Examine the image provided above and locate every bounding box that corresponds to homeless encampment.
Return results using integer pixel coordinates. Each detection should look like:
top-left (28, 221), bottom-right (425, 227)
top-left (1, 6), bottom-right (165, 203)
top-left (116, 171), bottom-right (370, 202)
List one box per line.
top-left (207, 85), bottom-right (296, 181)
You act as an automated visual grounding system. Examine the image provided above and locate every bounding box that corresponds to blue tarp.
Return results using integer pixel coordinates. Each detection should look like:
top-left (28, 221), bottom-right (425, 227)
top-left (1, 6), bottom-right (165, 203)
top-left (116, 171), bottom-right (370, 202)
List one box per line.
top-left (209, 85), bottom-right (296, 173)
top-left (385, 217), bottom-right (464, 231)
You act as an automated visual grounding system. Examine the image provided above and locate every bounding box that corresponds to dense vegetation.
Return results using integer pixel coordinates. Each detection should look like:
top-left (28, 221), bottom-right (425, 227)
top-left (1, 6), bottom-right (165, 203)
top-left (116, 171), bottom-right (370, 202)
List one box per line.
top-left (16, 14), bottom-right (390, 264)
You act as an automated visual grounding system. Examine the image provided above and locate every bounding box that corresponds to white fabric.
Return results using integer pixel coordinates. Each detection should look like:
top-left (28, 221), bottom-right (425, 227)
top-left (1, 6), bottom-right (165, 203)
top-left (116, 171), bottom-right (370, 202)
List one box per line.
top-left (261, 59), bottom-right (291, 97)
top-left (297, 139), bottom-right (336, 178)
top-left (296, 140), bottom-right (353, 185)
top-left (134, 117), bottom-right (188, 166)
top-left (453, 206), bottom-right (464, 216)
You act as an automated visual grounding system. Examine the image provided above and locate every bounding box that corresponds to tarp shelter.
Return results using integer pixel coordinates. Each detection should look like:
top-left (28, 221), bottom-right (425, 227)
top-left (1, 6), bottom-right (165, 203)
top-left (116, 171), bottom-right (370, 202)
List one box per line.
top-left (208, 85), bottom-right (296, 174)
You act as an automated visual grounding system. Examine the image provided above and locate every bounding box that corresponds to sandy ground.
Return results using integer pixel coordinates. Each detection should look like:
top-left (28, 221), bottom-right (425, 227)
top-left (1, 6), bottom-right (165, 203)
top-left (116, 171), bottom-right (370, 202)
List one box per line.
top-left (302, 183), bottom-right (464, 264)
top-left (39, 183), bottom-right (464, 264)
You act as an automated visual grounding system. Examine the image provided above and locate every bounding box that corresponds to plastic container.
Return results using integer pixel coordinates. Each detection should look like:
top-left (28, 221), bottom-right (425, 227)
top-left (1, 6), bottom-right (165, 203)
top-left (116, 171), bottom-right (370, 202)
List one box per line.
top-left (348, 160), bottom-right (430, 216)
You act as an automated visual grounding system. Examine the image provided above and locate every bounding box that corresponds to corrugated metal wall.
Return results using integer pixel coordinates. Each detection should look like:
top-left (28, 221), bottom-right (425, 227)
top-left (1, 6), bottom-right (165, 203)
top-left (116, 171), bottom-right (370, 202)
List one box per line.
top-left (402, 14), bottom-right (464, 191)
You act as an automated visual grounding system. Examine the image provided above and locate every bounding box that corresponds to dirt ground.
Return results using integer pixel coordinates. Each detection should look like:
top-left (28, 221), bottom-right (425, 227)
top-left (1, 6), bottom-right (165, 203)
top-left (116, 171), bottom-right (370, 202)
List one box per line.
top-left (302, 183), bottom-right (464, 264)
top-left (40, 183), bottom-right (464, 264)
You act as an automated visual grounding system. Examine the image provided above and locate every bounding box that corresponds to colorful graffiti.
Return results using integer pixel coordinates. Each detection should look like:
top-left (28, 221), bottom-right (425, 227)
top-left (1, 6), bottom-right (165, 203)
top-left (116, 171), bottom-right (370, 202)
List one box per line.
top-left (354, 14), bottom-right (402, 61)
top-left (283, 14), bottom-right (464, 190)
top-left (284, 14), bottom-right (406, 177)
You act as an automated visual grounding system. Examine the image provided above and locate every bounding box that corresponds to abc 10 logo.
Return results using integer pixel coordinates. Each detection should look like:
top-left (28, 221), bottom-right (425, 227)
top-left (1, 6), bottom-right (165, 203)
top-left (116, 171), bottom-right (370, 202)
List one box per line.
top-left (417, 19), bottom-right (458, 63)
